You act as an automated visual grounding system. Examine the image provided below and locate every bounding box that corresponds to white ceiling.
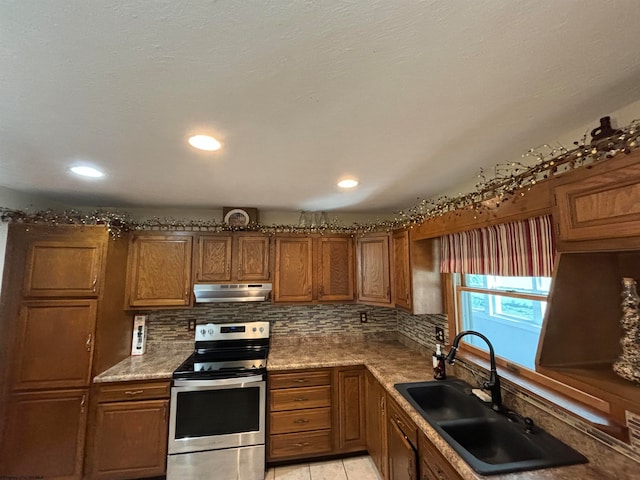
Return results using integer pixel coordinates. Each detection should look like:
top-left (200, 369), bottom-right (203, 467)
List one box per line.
top-left (2, 1), bottom-right (640, 213)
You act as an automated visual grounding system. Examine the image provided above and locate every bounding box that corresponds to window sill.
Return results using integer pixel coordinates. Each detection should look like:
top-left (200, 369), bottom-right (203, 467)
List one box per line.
top-left (453, 350), bottom-right (629, 442)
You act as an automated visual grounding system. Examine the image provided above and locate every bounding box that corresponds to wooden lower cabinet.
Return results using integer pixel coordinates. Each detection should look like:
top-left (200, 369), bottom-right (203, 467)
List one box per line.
top-left (418, 430), bottom-right (463, 480)
top-left (86, 381), bottom-right (170, 480)
top-left (335, 366), bottom-right (366, 452)
top-left (366, 370), bottom-right (388, 479)
top-left (387, 396), bottom-right (418, 480)
top-left (267, 367), bottom-right (463, 480)
top-left (268, 368), bottom-right (333, 461)
top-left (0, 389), bottom-right (88, 480)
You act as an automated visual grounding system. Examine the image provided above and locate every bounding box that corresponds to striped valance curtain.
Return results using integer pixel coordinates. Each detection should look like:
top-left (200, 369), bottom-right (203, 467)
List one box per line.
top-left (440, 215), bottom-right (555, 277)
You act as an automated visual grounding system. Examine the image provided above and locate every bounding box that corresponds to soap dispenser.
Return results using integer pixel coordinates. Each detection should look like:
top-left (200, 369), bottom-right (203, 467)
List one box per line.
top-left (433, 344), bottom-right (446, 380)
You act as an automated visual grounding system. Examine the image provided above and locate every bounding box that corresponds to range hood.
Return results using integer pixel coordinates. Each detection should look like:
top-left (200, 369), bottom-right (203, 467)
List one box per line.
top-left (194, 283), bottom-right (272, 303)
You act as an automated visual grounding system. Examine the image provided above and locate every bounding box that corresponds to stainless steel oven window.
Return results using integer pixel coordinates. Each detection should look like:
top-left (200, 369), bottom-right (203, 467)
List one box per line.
top-left (168, 376), bottom-right (265, 455)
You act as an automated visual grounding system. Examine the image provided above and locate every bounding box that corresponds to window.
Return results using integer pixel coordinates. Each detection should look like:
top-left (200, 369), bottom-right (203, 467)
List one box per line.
top-left (457, 274), bottom-right (551, 370)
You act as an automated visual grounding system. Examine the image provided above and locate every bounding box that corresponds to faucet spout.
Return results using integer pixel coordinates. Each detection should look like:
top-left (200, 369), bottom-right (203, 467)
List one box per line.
top-left (446, 330), bottom-right (502, 409)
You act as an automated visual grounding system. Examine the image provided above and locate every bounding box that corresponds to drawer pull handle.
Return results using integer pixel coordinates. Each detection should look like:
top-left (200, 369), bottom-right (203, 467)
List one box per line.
top-left (294, 379), bottom-right (308, 383)
top-left (125, 390), bottom-right (144, 396)
top-left (294, 397), bottom-right (308, 402)
top-left (293, 418), bottom-right (310, 424)
top-left (293, 442), bottom-right (310, 448)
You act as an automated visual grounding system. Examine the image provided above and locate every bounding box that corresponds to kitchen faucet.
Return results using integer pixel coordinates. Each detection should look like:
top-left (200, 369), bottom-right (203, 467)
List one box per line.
top-left (445, 330), bottom-right (502, 410)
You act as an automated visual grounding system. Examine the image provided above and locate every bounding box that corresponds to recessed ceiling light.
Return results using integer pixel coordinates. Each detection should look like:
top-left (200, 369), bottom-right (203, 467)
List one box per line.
top-left (338, 179), bottom-right (358, 188)
top-left (188, 135), bottom-right (222, 151)
top-left (70, 166), bottom-right (104, 178)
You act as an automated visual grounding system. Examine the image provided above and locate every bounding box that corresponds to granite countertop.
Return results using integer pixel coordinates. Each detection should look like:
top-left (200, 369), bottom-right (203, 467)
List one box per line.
top-left (93, 337), bottom-right (611, 480)
top-left (269, 338), bottom-right (612, 480)
top-left (93, 342), bottom-right (192, 383)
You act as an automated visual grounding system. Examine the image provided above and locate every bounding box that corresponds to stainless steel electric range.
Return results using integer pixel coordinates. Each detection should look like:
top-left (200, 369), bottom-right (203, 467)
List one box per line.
top-left (167, 321), bottom-right (270, 480)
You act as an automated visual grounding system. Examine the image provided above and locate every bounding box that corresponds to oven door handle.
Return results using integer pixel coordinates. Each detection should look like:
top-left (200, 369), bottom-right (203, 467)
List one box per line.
top-left (173, 375), bottom-right (264, 387)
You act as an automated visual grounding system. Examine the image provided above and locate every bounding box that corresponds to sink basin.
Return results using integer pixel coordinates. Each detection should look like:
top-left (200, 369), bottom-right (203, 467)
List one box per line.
top-left (441, 418), bottom-right (543, 465)
top-left (400, 381), bottom-right (488, 421)
top-left (395, 379), bottom-right (588, 475)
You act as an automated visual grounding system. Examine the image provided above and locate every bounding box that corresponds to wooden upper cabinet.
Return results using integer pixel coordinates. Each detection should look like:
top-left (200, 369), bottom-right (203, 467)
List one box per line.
top-left (393, 230), bottom-right (412, 310)
top-left (0, 389), bottom-right (88, 480)
top-left (391, 230), bottom-right (443, 315)
top-left (273, 235), bottom-right (356, 303)
top-left (23, 240), bottom-right (104, 298)
top-left (274, 237), bottom-right (313, 302)
top-left (553, 151), bottom-right (640, 244)
top-left (12, 300), bottom-right (97, 391)
top-left (356, 234), bottom-right (392, 306)
top-left (237, 235), bottom-right (271, 281)
top-left (126, 234), bottom-right (193, 308)
top-left (194, 234), bottom-right (270, 283)
top-left (195, 234), bottom-right (232, 282)
top-left (318, 236), bottom-right (354, 302)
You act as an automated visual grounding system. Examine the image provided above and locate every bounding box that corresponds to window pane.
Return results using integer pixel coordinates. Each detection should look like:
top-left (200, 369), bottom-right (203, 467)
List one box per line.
top-left (460, 290), bottom-right (545, 369)
top-left (464, 274), bottom-right (550, 295)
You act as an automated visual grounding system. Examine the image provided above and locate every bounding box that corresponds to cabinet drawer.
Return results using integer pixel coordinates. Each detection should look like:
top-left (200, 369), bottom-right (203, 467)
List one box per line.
top-left (270, 386), bottom-right (331, 411)
top-left (269, 370), bottom-right (331, 389)
top-left (95, 381), bottom-right (170, 403)
top-left (388, 396), bottom-right (417, 447)
top-left (270, 407), bottom-right (331, 434)
top-left (269, 430), bottom-right (332, 459)
top-left (419, 431), bottom-right (463, 480)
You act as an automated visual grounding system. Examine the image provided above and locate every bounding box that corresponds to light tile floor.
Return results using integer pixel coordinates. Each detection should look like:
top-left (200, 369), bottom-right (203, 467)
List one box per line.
top-left (265, 456), bottom-right (382, 480)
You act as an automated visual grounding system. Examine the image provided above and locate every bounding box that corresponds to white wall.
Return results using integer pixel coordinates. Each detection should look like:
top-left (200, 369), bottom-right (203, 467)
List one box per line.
top-left (438, 100), bottom-right (640, 198)
top-left (77, 206), bottom-right (394, 226)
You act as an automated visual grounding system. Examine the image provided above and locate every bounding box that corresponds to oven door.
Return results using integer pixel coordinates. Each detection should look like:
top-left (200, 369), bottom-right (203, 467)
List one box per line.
top-left (168, 375), bottom-right (265, 455)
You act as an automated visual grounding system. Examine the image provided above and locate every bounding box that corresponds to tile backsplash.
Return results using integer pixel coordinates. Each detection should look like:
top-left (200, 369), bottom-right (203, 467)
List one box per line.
top-left (146, 302), bottom-right (397, 344)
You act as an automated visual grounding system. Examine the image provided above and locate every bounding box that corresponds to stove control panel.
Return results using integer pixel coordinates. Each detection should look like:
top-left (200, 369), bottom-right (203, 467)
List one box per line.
top-left (195, 321), bottom-right (269, 342)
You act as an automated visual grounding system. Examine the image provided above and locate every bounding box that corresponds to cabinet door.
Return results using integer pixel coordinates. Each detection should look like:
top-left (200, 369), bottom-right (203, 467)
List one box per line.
top-left (274, 237), bottom-right (313, 302)
top-left (553, 153), bottom-right (640, 242)
top-left (393, 230), bottom-right (412, 310)
top-left (237, 235), bottom-right (271, 281)
top-left (318, 237), bottom-right (355, 301)
top-left (89, 399), bottom-right (169, 480)
top-left (196, 234), bottom-right (232, 282)
top-left (357, 234), bottom-right (392, 305)
top-left (366, 371), bottom-right (388, 479)
top-left (12, 300), bottom-right (97, 390)
top-left (126, 234), bottom-right (193, 307)
top-left (0, 389), bottom-right (88, 480)
top-left (335, 367), bottom-right (366, 452)
top-left (23, 240), bottom-right (103, 297)
top-left (388, 419), bottom-right (418, 480)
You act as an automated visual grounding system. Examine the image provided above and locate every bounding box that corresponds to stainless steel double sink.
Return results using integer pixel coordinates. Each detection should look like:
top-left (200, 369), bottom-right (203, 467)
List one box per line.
top-left (395, 379), bottom-right (587, 475)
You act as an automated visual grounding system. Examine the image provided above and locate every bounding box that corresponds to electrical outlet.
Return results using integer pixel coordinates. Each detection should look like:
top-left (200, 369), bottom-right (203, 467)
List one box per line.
top-left (187, 319), bottom-right (196, 331)
top-left (435, 326), bottom-right (445, 343)
top-left (359, 312), bottom-right (368, 323)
